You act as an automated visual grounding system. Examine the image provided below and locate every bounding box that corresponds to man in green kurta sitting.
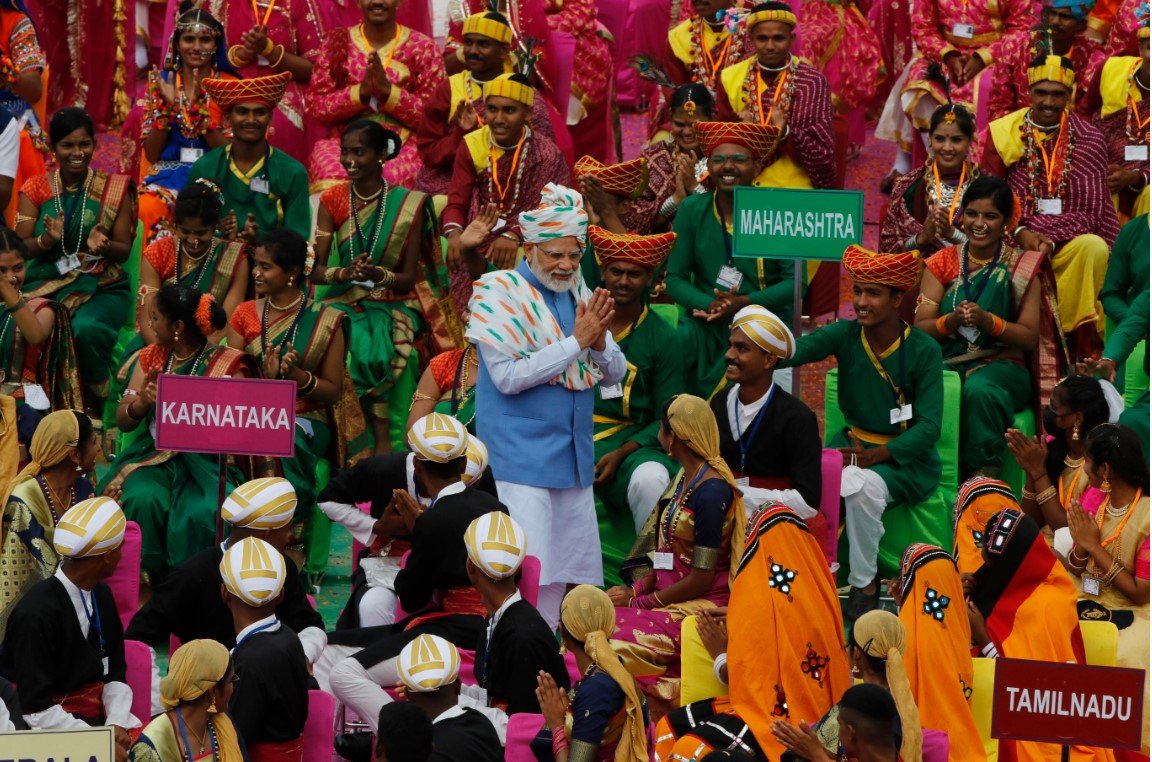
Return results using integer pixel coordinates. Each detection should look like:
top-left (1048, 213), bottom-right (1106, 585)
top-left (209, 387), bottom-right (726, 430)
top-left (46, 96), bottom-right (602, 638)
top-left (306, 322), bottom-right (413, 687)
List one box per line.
top-left (781, 245), bottom-right (944, 620)
top-left (189, 71), bottom-right (311, 242)
top-left (664, 120), bottom-right (790, 398)
top-left (586, 225), bottom-right (683, 532)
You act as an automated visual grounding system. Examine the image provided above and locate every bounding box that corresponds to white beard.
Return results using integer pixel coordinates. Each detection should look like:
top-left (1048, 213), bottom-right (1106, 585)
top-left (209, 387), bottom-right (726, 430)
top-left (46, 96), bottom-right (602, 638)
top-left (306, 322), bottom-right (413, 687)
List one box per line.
top-left (528, 258), bottom-right (575, 293)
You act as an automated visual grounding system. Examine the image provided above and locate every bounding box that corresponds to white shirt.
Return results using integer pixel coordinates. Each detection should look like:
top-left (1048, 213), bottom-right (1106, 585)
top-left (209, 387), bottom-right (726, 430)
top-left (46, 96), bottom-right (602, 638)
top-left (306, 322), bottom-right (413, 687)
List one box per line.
top-left (232, 613), bottom-right (282, 652)
top-left (726, 384), bottom-right (775, 441)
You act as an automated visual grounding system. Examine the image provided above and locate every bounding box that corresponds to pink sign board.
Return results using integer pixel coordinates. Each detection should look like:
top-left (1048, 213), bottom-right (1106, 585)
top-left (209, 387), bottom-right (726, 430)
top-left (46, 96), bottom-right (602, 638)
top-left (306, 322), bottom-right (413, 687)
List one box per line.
top-left (155, 375), bottom-right (297, 458)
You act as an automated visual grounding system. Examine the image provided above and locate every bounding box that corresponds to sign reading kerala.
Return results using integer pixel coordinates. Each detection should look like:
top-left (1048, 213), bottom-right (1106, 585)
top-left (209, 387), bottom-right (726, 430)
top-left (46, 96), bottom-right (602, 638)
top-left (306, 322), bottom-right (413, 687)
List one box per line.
top-left (155, 375), bottom-right (297, 458)
top-left (0, 725), bottom-right (116, 761)
top-left (992, 658), bottom-right (1145, 749)
top-left (732, 187), bottom-right (864, 262)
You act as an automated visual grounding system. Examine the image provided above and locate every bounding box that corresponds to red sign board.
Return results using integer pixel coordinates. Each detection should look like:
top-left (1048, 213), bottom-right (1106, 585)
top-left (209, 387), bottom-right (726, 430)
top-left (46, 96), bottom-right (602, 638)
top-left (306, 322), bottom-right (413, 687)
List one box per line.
top-left (992, 657), bottom-right (1145, 749)
top-left (155, 375), bottom-right (297, 458)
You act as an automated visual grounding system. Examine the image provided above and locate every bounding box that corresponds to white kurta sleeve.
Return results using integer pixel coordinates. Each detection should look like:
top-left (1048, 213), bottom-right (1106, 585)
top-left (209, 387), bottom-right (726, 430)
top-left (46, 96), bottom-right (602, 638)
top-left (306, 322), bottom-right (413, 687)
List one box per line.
top-left (478, 337), bottom-right (581, 394)
top-left (298, 626), bottom-right (328, 664)
top-left (102, 681), bottom-right (142, 728)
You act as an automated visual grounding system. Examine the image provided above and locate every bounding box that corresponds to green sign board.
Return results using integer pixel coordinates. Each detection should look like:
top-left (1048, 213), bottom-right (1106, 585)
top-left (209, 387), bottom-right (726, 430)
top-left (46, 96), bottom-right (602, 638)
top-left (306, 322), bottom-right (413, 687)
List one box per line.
top-left (731, 187), bottom-right (864, 262)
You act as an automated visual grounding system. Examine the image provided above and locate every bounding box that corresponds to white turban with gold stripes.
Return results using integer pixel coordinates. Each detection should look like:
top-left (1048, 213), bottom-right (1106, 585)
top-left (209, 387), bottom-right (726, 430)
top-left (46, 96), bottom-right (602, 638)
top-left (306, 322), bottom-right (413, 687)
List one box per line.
top-left (398, 634), bottom-right (461, 692)
top-left (222, 477), bottom-right (297, 530)
top-left (462, 434), bottom-right (489, 486)
top-left (464, 511), bottom-right (526, 580)
top-left (731, 305), bottom-right (795, 359)
top-left (53, 497), bottom-right (126, 558)
top-left (219, 537), bottom-right (286, 607)
top-left (406, 413), bottom-right (469, 463)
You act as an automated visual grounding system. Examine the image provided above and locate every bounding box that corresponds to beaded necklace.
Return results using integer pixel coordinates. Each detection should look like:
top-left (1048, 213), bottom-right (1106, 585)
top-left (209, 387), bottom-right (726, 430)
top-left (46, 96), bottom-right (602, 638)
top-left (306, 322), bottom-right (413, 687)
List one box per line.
top-left (175, 70), bottom-right (214, 139)
top-left (260, 292), bottom-right (308, 364)
top-left (741, 56), bottom-right (797, 126)
top-left (1126, 68), bottom-right (1149, 145)
top-left (661, 464), bottom-right (710, 549)
top-left (488, 127), bottom-right (531, 215)
top-left (348, 179), bottom-right (390, 260)
top-left (1021, 111), bottom-right (1072, 214)
top-left (1086, 488), bottom-right (1143, 585)
top-left (50, 169), bottom-right (94, 260)
top-left (36, 474), bottom-right (74, 523)
top-left (689, 18), bottom-right (736, 86)
top-left (176, 238), bottom-right (218, 291)
top-left (164, 343), bottom-right (208, 376)
top-left (464, 74), bottom-right (487, 125)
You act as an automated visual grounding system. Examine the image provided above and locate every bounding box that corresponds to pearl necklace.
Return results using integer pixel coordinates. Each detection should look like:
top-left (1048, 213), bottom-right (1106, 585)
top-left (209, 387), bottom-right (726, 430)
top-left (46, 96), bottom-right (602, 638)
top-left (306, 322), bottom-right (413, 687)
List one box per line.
top-left (50, 169), bottom-right (94, 260)
top-left (267, 291), bottom-right (304, 312)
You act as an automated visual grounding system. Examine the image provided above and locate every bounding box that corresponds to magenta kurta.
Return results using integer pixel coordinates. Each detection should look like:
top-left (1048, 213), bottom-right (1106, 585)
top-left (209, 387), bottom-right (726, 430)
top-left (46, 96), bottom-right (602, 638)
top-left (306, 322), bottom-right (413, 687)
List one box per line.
top-left (304, 24), bottom-right (445, 191)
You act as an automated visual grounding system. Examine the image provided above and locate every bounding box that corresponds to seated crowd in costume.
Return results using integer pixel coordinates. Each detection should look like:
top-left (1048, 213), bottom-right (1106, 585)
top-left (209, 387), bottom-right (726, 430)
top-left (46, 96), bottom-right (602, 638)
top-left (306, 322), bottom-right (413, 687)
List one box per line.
top-left (0, 0), bottom-right (1147, 758)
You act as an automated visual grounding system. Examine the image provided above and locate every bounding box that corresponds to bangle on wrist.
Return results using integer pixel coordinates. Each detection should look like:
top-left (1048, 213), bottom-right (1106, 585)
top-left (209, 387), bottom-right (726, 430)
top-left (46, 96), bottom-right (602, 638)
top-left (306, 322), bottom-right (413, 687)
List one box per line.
top-left (261, 37), bottom-right (275, 56)
top-left (268, 45), bottom-right (287, 68)
top-left (935, 314), bottom-right (952, 335)
top-left (712, 653), bottom-right (729, 685)
top-left (1035, 485), bottom-right (1057, 504)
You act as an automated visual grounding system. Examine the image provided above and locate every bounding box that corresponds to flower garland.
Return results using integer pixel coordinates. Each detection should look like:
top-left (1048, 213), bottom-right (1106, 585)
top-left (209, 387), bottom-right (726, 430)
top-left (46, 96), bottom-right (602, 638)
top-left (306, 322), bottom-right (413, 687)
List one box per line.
top-left (174, 72), bottom-right (215, 139)
top-left (741, 56), bottom-right (798, 126)
top-left (1020, 113), bottom-right (1073, 216)
top-left (487, 127), bottom-right (531, 216)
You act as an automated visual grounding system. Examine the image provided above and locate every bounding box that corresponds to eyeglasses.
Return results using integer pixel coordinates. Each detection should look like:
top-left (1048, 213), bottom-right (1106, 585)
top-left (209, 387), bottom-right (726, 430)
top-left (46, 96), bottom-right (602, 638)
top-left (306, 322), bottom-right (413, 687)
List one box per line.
top-left (709, 153), bottom-right (752, 165)
top-left (536, 247), bottom-right (582, 263)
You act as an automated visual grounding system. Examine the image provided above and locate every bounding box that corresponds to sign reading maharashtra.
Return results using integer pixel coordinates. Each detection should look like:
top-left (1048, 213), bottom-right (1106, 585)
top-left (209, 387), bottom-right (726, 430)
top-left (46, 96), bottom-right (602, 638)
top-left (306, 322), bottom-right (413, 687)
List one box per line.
top-left (0, 725), bottom-right (115, 761)
top-left (732, 187), bottom-right (864, 262)
top-left (155, 375), bottom-right (297, 458)
top-left (992, 657), bottom-right (1144, 749)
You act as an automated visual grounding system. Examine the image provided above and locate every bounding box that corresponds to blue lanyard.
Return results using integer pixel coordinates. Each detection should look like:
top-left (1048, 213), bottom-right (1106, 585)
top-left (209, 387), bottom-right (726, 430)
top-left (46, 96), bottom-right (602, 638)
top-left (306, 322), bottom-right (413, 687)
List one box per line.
top-left (732, 385), bottom-right (775, 472)
top-left (79, 588), bottom-right (105, 657)
top-left (663, 465), bottom-right (710, 546)
top-left (234, 620), bottom-right (277, 651)
top-left (177, 707), bottom-right (216, 762)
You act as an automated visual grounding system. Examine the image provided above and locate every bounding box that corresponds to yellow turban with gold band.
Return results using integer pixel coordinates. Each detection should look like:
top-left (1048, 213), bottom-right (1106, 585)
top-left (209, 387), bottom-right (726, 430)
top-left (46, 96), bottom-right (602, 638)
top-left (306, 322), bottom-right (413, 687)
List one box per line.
top-left (465, 511), bottom-right (527, 580)
top-left (463, 434), bottom-right (489, 486)
top-left (398, 634), bottom-right (461, 692)
top-left (407, 413), bottom-right (469, 463)
top-left (745, 1), bottom-right (798, 29)
top-left (731, 305), bottom-right (795, 359)
top-left (462, 11), bottom-right (514, 44)
top-left (222, 477), bottom-right (297, 530)
top-left (220, 537), bottom-right (286, 607)
top-left (53, 497), bottom-right (126, 558)
top-left (486, 73), bottom-right (535, 107)
top-left (1027, 54), bottom-right (1076, 89)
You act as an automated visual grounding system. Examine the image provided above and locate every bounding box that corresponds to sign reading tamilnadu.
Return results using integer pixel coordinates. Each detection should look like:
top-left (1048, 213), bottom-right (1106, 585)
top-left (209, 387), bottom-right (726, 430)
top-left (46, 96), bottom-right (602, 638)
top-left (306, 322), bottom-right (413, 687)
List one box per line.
top-left (992, 657), bottom-right (1145, 749)
top-left (0, 725), bottom-right (116, 761)
top-left (731, 187), bottom-right (864, 262)
top-left (155, 375), bottom-right (297, 458)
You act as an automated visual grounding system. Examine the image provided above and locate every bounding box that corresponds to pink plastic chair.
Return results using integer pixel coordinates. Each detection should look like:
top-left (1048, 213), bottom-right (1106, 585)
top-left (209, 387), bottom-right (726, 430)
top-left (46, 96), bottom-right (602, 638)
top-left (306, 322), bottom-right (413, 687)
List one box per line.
top-left (169, 635), bottom-right (181, 656)
top-left (803, 450), bottom-right (843, 566)
top-left (302, 689), bottom-right (336, 760)
top-left (106, 521), bottom-right (142, 629)
top-left (124, 639), bottom-right (153, 725)
top-left (504, 712), bottom-right (545, 762)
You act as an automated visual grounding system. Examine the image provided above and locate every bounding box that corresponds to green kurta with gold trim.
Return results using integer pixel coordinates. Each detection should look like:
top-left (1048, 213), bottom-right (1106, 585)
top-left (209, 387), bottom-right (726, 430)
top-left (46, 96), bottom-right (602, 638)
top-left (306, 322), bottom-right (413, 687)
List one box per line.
top-left (187, 145), bottom-right (311, 239)
top-left (783, 320), bottom-right (944, 504)
top-left (593, 307), bottom-right (681, 517)
top-left (664, 191), bottom-right (795, 398)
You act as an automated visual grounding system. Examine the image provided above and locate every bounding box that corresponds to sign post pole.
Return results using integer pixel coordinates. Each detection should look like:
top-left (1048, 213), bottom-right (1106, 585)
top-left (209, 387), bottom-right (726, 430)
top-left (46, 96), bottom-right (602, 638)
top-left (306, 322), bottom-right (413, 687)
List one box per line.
top-left (793, 263), bottom-right (804, 397)
top-left (216, 453), bottom-right (227, 544)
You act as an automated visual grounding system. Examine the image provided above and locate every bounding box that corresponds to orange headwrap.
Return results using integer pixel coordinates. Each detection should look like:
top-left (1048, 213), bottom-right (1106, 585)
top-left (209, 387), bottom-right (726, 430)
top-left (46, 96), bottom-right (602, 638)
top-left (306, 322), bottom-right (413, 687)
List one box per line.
top-left (203, 71), bottom-right (291, 111)
top-left (694, 121), bottom-right (781, 164)
top-left (589, 226), bottom-right (676, 271)
top-left (952, 476), bottom-right (1018, 576)
top-left (842, 245), bottom-right (923, 292)
top-left (574, 155), bottom-right (650, 199)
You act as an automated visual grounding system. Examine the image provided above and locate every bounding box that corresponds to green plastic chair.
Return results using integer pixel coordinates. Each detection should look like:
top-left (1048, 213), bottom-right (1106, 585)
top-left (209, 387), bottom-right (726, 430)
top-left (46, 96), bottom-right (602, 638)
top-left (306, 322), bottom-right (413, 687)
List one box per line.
top-left (1125, 340), bottom-right (1148, 409)
top-left (649, 302), bottom-right (682, 328)
top-left (105, 221), bottom-right (145, 452)
top-left (825, 368), bottom-right (959, 582)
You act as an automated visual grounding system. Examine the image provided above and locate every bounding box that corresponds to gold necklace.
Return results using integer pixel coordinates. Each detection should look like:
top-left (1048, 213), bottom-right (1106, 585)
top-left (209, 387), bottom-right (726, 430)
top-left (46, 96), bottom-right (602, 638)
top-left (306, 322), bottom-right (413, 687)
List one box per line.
top-left (1064, 454), bottom-right (1085, 468)
top-left (170, 347), bottom-right (198, 364)
top-left (268, 291), bottom-right (304, 311)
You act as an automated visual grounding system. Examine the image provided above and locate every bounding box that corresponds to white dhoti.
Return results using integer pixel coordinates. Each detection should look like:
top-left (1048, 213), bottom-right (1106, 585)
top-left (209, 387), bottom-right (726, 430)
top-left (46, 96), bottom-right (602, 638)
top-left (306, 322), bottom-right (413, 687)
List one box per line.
top-left (627, 461), bottom-right (672, 532)
top-left (495, 481), bottom-right (603, 628)
top-left (841, 465), bottom-right (893, 589)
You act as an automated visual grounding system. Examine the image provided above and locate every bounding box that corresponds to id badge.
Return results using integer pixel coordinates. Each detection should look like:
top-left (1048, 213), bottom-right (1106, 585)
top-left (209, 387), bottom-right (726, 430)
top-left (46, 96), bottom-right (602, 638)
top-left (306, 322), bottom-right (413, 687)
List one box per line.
top-left (1036, 197), bottom-right (1063, 215)
top-left (890, 404), bottom-right (913, 424)
top-left (958, 325), bottom-right (980, 343)
top-left (715, 264), bottom-right (743, 291)
top-left (22, 383), bottom-right (50, 411)
top-left (600, 383), bottom-right (623, 400)
top-left (102, 656), bottom-right (110, 677)
top-left (735, 476), bottom-right (750, 489)
top-left (179, 147), bottom-right (204, 164)
top-left (653, 551), bottom-right (675, 570)
top-left (1125, 144), bottom-right (1148, 162)
top-left (56, 254), bottom-right (80, 275)
top-left (951, 22), bottom-right (975, 38)
top-left (1082, 575), bottom-right (1101, 596)
top-left (492, 217), bottom-right (507, 233)
top-left (250, 176), bottom-right (270, 195)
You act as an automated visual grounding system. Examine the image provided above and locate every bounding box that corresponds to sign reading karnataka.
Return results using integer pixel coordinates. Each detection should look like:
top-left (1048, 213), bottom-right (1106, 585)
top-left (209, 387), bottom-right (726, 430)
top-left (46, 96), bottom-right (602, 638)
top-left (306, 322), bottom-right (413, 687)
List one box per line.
top-left (155, 375), bottom-right (297, 458)
top-left (992, 657), bottom-right (1145, 748)
top-left (0, 725), bottom-right (116, 761)
top-left (732, 187), bottom-right (864, 262)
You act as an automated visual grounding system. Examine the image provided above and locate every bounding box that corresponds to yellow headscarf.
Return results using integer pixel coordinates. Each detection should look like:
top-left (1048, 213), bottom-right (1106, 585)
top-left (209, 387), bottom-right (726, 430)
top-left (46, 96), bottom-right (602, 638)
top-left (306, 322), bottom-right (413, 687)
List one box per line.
top-left (17, 409), bottom-right (80, 480)
top-left (560, 586), bottom-right (649, 762)
top-left (159, 639), bottom-right (243, 762)
top-left (852, 611), bottom-right (923, 762)
top-left (665, 395), bottom-right (747, 577)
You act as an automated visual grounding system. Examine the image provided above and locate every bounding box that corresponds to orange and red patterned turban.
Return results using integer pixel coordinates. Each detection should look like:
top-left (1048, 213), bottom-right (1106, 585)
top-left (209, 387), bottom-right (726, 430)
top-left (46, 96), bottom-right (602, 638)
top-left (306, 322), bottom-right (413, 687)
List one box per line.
top-left (589, 225), bottom-right (676, 271)
top-left (575, 155), bottom-right (650, 199)
top-left (203, 71), bottom-right (292, 111)
top-left (694, 121), bottom-right (781, 164)
top-left (842, 245), bottom-right (923, 292)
